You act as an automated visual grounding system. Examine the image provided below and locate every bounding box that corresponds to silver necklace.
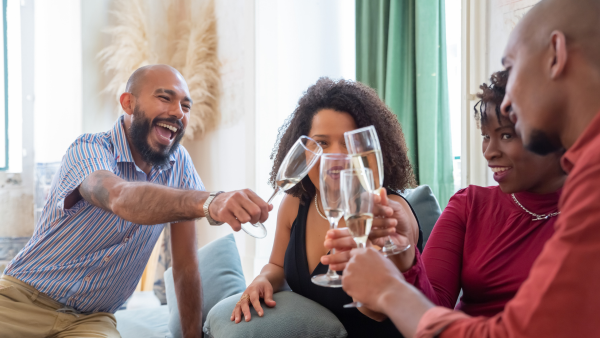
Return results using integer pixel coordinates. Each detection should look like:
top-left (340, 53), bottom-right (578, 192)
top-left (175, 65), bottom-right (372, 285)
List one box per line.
top-left (511, 194), bottom-right (560, 221)
top-left (314, 194), bottom-right (328, 220)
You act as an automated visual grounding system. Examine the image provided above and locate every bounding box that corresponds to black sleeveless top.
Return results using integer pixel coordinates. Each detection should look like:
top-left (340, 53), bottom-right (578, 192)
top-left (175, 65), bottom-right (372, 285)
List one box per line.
top-left (284, 191), bottom-right (423, 338)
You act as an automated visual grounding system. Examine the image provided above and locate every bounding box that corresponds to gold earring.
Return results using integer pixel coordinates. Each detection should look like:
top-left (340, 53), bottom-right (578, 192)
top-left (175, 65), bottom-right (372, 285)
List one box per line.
top-left (300, 180), bottom-right (307, 192)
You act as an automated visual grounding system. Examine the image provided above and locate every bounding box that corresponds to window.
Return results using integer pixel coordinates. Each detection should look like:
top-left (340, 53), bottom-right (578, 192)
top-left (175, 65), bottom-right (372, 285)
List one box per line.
top-left (446, 0), bottom-right (462, 191)
top-left (0, 0), bottom-right (8, 170)
top-left (0, 0), bottom-right (23, 173)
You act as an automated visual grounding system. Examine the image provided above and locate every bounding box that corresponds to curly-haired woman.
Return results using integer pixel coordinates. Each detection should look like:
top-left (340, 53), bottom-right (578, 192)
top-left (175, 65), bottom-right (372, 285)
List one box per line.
top-left (325, 70), bottom-right (567, 318)
top-left (230, 78), bottom-right (423, 337)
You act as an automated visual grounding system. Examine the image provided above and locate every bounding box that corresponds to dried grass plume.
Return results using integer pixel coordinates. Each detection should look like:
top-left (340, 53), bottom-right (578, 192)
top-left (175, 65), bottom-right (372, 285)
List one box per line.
top-left (100, 0), bottom-right (221, 140)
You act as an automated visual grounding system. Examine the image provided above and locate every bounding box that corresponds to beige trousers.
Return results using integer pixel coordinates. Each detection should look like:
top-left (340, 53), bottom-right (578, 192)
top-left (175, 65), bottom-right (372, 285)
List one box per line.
top-left (0, 275), bottom-right (121, 338)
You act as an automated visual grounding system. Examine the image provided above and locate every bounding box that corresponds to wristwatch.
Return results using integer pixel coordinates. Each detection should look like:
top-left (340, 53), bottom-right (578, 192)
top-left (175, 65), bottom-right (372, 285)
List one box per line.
top-left (203, 191), bottom-right (225, 226)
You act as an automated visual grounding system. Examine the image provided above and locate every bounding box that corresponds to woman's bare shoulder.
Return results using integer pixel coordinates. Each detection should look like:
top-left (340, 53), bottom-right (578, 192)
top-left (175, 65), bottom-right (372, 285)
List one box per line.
top-left (277, 193), bottom-right (301, 230)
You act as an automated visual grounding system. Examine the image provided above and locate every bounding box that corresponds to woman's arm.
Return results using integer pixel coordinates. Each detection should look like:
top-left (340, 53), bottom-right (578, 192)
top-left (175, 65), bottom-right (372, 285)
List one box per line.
top-left (231, 194), bottom-right (299, 323)
top-left (405, 189), bottom-right (468, 308)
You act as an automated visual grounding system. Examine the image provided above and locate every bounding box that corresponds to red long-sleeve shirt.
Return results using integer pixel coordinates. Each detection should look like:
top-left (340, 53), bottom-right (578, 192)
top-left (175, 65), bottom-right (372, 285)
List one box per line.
top-left (416, 111), bottom-right (600, 338)
top-left (404, 185), bottom-right (560, 317)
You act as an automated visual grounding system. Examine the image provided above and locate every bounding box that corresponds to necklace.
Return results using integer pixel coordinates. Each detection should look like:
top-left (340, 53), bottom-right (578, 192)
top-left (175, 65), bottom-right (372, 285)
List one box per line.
top-left (314, 194), bottom-right (328, 220)
top-left (511, 193), bottom-right (560, 221)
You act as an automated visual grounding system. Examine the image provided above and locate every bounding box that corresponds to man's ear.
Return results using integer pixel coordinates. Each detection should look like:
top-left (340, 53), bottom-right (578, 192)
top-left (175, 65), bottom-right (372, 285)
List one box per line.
top-left (119, 92), bottom-right (135, 115)
top-left (549, 30), bottom-right (568, 79)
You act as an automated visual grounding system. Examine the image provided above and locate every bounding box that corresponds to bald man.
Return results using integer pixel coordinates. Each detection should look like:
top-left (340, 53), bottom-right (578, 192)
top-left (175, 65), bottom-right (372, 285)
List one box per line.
top-left (338, 0), bottom-right (600, 337)
top-left (0, 65), bottom-right (271, 337)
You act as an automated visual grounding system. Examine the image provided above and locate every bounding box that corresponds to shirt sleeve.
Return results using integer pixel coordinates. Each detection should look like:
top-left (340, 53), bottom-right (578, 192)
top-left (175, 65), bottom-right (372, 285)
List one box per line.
top-left (52, 138), bottom-right (116, 210)
top-left (178, 147), bottom-right (205, 192)
top-left (405, 188), bottom-right (467, 308)
top-left (415, 159), bottom-right (600, 337)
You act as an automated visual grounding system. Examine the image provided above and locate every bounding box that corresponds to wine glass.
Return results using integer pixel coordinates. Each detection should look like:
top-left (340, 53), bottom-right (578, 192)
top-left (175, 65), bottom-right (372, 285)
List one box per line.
top-left (344, 125), bottom-right (409, 256)
top-left (311, 154), bottom-right (351, 288)
top-left (340, 168), bottom-right (374, 308)
top-left (242, 135), bottom-right (323, 238)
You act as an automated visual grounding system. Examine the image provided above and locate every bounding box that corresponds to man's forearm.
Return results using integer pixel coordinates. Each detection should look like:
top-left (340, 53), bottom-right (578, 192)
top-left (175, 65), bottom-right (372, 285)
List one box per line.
top-left (80, 170), bottom-right (208, 225)
top-left (380, 281), bottom-right (435, 338)
top-left (175, 266), bottom-right (203, 337)
top-left (112, 182), bottom-right (208, 225)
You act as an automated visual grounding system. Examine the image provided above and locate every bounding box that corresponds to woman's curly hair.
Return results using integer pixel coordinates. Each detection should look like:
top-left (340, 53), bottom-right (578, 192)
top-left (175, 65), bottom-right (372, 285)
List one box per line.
top-left (269, 77), bottom-right (416, 202)
top-left (474, 70), bottom-right (508, 127)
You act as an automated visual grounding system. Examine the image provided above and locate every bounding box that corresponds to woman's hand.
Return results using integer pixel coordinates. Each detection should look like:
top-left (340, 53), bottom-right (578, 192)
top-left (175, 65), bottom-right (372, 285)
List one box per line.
top-left (321, 228), bottom-right (358, 271)
top-left (322, 189), bottom-right (417, 272)
top-left (230, 276), bottom-right (277, 323)
top-left (371, 189), bottom-right (417, 271)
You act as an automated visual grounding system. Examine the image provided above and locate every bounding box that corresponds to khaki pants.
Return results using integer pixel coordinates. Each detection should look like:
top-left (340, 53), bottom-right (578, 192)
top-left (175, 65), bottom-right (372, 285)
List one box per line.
top-left (0, 275), bottom-right (120, 338)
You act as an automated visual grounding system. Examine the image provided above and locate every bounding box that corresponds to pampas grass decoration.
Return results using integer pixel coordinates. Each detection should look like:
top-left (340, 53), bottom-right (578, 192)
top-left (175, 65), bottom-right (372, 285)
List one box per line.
top-left (100, 0), bottom-right (221, 140)
top-left (171, 0), bottom-right (221, 139)
top-left (99, 0), bottom-right (155, 106)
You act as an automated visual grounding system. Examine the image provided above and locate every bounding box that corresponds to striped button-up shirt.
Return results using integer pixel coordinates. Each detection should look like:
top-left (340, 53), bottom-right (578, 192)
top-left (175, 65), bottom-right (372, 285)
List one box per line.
top-left (4, 116), bottom-right (204, 313)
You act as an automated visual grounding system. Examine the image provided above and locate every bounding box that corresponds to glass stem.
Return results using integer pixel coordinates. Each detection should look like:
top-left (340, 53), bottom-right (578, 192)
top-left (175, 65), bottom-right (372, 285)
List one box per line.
top-left (326, 219), bottom-right (340, 279)
top-left (266, 187), bottom-right (281, 204)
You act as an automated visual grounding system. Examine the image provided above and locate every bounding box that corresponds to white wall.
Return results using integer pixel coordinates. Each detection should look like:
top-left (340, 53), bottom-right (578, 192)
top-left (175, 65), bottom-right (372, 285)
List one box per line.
top-left (34, 0), bottom-right (82, 164)
top-left (484, 0), bottom-right (539, 186)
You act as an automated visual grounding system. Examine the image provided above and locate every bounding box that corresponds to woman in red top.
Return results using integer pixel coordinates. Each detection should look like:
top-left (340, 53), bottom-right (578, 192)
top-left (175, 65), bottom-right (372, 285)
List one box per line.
top-left (324, 70), bottom-right (567, 318)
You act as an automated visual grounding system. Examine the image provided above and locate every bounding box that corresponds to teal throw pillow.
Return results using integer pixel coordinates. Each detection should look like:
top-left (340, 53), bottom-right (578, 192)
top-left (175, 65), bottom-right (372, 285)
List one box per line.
top-left (164, 234), bottom-right (246, 338)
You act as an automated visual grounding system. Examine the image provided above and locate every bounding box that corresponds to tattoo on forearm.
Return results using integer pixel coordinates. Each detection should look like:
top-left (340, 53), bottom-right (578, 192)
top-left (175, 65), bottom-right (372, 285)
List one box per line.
top-left (80, 171), bottom-right (114, 211)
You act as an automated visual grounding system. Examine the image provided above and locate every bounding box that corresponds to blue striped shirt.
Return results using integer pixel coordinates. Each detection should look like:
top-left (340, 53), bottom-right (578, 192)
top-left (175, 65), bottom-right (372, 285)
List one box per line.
top-left (4, 116), bottom-right (204, 313)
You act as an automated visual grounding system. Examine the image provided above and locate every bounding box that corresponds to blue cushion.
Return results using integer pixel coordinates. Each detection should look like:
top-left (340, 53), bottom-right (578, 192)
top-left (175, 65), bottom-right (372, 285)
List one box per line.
top-left (203, 291), bottom-right (348, 338)
top-left (402, 185), bottom-right (442, 246)
top-left (115, 305), bottom-right (171, 338)
top-left (164, 234), bottom-right (246, 338)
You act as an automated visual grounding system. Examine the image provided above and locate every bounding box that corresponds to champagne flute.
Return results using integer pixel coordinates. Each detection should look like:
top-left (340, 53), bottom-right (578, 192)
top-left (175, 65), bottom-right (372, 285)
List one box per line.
top-left (311, 154), bottom-right (351, 288)
top-left (340, 168), bottom-right (374, 308)
top-left (242, 136), bottom-right (323, 238)
top-left (344, 126), bottom-right (409, 256)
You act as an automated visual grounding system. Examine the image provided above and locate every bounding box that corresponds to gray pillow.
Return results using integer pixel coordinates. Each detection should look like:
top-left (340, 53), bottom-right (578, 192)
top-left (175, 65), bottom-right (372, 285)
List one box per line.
top-left (203, 291), bottom-right (348, 338)
top-left (402, 185), bottom-right (442, 247)
top-left (164, 234), bottom-right (246, 338)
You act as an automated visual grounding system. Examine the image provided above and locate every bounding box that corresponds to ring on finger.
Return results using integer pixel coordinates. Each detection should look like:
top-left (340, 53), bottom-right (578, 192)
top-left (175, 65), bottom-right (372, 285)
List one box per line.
top-left (236, 294), bottom-right (250, 305)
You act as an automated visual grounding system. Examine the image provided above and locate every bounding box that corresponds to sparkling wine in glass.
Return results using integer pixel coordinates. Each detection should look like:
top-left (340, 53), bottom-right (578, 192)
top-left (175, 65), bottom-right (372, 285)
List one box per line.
top-left (345, 126), bottom-right (409, 256)
top-left (311, 154), bottom-right (351, 288)
top-left (340, 168), bottom-right (374, 308)
top-left (242, 136), bottom-right (322, 238)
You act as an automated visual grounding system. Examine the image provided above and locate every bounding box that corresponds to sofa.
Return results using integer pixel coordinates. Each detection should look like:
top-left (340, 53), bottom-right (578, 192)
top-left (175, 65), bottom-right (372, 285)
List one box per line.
top-left (115, 185), bottom-right (441, 338)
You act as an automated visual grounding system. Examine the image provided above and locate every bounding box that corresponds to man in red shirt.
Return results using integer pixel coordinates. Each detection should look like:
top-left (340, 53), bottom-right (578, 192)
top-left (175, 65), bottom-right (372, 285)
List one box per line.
top-left (340, 0), bottom-right (600, 337)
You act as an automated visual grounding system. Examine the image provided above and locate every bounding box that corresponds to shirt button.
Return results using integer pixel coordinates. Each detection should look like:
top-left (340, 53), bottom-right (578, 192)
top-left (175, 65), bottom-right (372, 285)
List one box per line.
top-left (104, 256), bottom-right (111, 262)
top-left (84, 276), bottom-right (91, 282)
top-left (123, 237), bottom-right (129, 243)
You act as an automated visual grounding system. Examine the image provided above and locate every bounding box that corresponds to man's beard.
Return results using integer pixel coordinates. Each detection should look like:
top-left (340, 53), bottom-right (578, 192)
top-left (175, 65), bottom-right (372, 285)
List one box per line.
top-left (128, 106), bottom-right (185, 167)
top-left (525, 129), bottom-right (562, 155)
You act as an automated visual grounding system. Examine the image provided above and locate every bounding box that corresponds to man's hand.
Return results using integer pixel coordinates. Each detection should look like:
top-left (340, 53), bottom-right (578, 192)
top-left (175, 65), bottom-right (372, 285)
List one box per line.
top-left (342, 247), bottom-right (434, 338)
top-left (342, 247), bottom-right (405, 313)
top-left (208, 189), bottom-right (273, 231)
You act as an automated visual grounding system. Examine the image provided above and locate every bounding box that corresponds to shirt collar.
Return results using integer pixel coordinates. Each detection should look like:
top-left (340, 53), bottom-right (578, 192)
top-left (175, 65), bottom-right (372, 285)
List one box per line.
top-left (110, 115), bottom-right (177, 170)
top-left (561, 111), bottom-right (600, 174)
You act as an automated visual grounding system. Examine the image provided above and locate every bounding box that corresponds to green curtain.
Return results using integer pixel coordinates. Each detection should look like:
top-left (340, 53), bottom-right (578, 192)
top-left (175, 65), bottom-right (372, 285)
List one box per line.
top-left (356, 0), bottom-right (454, 209)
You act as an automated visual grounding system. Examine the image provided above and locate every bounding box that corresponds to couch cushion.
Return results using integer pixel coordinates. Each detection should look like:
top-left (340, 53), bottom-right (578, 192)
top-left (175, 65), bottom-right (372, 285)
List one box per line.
top-left (165, 234), bottom-right (246, 338)
top-left (403, 185), bottom-right (442, 247)
top-left (115, 305), bottom-right (171, 338)
top-left (203, 291), bottom-right (347, 338)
